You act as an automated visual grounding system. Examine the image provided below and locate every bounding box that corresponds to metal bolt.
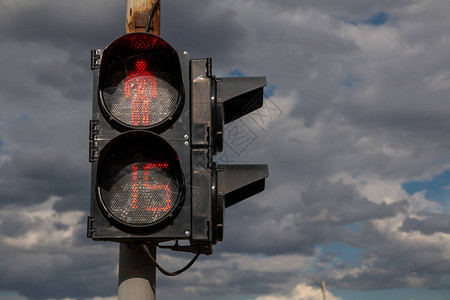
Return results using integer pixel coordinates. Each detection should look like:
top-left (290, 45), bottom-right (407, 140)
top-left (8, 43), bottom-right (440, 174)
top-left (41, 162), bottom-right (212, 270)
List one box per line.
top-left (184, 230), bottom-right (190, 236)
top-left (184, 135), bottom-right (189, 140)
top-left (183, 51), bottom-right (188, 56)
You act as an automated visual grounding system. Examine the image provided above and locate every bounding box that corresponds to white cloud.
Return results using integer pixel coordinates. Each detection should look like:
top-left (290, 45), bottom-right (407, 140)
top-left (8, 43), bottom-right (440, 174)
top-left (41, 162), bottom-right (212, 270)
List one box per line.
top-left (218, 253), bottom-right (315, 273)
top-left (254, 283), bottom-right (343, 300)
top-left (157, 251), bottom-right (315, 275)
top-left (0, 196), bottom-right (84, 250)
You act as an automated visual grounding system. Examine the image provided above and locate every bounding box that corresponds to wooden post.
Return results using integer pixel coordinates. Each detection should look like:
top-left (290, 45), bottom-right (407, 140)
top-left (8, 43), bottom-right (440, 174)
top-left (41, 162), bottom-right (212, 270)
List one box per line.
top-left (126, 0), bottom-right (160, 35)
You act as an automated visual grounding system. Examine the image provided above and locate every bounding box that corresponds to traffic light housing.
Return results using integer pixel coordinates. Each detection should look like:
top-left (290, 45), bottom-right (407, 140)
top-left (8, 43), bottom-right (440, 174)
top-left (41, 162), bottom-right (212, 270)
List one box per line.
top-left (89, 33), bottom-right (191, 242)
top-left (88, 32), bottom-right (268, 254)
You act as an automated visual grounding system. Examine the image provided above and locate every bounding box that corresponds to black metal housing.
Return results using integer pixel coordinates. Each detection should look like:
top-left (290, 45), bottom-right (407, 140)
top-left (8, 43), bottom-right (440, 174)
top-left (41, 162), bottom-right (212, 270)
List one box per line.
top-left (188, 58), bottom-right (269, 252)
top-left (88, 34), bottom-right (269, 254)
top-left (88, 33), bottom-right (191, 243)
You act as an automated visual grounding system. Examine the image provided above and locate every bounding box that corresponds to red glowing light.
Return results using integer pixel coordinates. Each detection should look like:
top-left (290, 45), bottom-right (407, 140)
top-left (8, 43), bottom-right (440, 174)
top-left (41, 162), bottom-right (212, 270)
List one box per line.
top-left (124, 59), bottom-right (158, 126)
top-left (131, 163), bottom-right (172, 213)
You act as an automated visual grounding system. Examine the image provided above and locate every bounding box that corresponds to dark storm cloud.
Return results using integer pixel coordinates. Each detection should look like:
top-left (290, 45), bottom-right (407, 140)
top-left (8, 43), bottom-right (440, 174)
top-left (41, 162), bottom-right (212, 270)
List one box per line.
top-left (0, 1), bottom-right (124, 104)
top-left (400, 213), bottom-right (450, 235)
top-left (270, 0), bottom-right (412, 19)
top-left (159, 263), bottom-right (291, 299)
top-left (0, 75), bottom-right (90, 210)
top-left (0, 0), bottom-right (124, 48)
top-left (27, 53), bottom-right (89, 101)
top-left (336, 47), bottom-right (450, 149)
top-left (161, 0), bottom-right (245, 59)
top-left (218, 180), bottom-right (407, 255)
top-left (0, 2), bottom-right (128, 212)
top-left (299, 181), bottom-right (408, 225)
top-left (0, 198), bottom-right (118, 300)
top-left (0, 211), bottom-right (34, 237)
top-left (1, 0), bottom-right (450, 300)
top-left (0, 244), bottom-right (118, 300)
top-left (335, 243), bottom-right (450, 290)
top-left (0, 149), bottom-right (89, 210)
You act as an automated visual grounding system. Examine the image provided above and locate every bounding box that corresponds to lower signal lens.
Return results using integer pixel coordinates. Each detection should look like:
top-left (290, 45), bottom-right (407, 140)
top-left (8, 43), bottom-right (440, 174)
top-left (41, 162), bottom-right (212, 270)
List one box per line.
top-left (97, 132), bottom-right (183, 228)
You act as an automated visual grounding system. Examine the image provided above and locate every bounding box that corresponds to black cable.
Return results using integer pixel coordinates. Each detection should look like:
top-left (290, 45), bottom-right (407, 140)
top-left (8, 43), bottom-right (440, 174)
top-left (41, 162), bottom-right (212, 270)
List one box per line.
top-left (145, 0), bottom-right (160, 33)
top-left (142, 244), bottom-right (201, 276)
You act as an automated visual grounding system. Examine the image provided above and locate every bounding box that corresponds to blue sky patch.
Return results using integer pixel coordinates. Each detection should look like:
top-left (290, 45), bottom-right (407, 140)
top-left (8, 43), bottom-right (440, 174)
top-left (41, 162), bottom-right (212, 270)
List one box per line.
top-left (342, 11), bottom-right (389, 26)
top-left (320, 242), bottom-right (364, 265)
top-left (18, 114), bottom-right (31, 123)
top-left (346, 223), bottom-right (361, 232)
top-left (342, 74), bottom-right (362, 88)
top-left (228, 69), bottom-right (277, 98)
top-left (7, 114), bottom-right (31, 125)
top-left (0, 291), bottom-right (20, 297)
top-left (367, 12), bottom-right (389, 26)
top-left (229, 69), bottom-right (245, 77)
top-left (264, 85), bottom-right (276, 98)
top-left (402, 170), bottom-right (450, 211)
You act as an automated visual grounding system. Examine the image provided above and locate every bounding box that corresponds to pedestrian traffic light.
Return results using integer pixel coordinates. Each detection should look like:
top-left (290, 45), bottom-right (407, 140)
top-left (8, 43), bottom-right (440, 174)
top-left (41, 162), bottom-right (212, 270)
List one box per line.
top-left (88, 33), bottom-right (191, 241)
top-left (88, 32), bottom-right (268, 254)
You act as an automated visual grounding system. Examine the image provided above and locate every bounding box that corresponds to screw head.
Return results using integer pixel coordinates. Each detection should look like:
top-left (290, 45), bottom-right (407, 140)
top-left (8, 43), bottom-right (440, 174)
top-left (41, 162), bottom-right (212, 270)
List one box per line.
top-left (184, 230), bottom-right (190, 236)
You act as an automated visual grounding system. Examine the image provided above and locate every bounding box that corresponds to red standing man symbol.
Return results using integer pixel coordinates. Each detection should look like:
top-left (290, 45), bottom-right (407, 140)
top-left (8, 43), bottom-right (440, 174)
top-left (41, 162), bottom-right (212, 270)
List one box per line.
top-left (124, 59), bottom-right (158, 126)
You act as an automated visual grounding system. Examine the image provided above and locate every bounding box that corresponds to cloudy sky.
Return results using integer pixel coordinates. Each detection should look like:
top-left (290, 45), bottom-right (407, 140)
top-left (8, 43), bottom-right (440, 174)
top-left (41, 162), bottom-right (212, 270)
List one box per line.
top-left (1, 0), bottom-right (450, 299)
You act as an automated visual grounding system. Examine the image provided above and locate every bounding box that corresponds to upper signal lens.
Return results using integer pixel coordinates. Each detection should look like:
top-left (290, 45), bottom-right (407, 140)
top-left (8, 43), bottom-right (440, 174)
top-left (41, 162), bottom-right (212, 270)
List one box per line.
top-left (99, 33), bottom-right (183, 131)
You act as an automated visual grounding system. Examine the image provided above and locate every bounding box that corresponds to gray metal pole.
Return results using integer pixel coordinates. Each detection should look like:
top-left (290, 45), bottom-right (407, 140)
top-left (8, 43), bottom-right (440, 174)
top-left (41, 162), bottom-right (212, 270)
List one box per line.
top-left (118, 243), bottom-right (157, 300)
